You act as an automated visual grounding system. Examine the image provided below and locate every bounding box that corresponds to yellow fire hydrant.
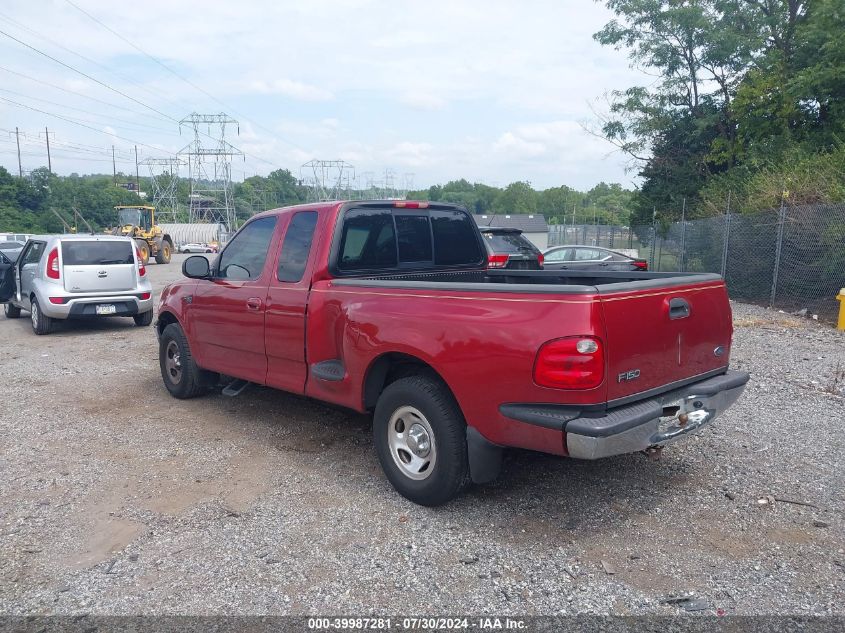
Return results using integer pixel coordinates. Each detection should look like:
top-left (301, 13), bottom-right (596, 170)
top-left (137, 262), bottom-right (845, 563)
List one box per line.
top-left (838, 288), bottom-right (845, 331)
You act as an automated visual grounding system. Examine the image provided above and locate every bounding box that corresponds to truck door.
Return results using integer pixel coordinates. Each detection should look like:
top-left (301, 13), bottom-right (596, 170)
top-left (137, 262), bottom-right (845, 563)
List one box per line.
top-left (189, 216), bottom-right (278, 384)
top-left (264, 210), bottom-right (320, 394)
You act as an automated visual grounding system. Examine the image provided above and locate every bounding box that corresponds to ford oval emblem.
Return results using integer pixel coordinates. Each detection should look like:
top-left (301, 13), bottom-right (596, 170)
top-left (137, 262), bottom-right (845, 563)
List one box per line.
top-left (713, 346), bottom-right (725, 357)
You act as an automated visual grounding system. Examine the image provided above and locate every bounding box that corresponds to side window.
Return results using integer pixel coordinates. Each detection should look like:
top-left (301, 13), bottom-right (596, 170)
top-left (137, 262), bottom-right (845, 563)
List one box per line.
top-left (574, 248), bottom-right (601, 261)
top-left (544, 248), bottom-right (568, 262)
top-left (217, 217), bottom-right (277, 281)
top-left (277, 211), bottom-right (318, 283)
top-left (23, 242), bottom-right (45, 265)
top-left (338, 209), bottom-right (397, 270)
top-left (395, 214), bottom-right (433, 263)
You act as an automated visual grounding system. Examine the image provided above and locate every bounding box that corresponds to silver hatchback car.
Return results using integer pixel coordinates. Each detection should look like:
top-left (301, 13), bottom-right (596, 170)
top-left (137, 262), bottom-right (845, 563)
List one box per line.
top-left (1, 235), bottom-right (154, 335)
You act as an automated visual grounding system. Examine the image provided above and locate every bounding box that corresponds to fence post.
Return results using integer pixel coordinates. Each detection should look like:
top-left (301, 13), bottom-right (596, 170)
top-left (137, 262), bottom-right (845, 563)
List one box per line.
top-left (609, 225), bottom-right (615, 249)
top-left (770, 196), bottom-right (787, 308)
top-left (721, 192), bottom-right (731, 278)
top-left (679, 198), bottom-right (687, 272)
top-left (649, 208), bottom-right (657, 268)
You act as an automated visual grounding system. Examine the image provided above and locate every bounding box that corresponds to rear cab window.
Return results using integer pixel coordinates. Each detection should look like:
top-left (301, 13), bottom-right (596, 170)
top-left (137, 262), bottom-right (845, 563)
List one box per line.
top-left (335, 205), bottom-right (483, 273)
top-left (61, 240), bottom-right (134, 266)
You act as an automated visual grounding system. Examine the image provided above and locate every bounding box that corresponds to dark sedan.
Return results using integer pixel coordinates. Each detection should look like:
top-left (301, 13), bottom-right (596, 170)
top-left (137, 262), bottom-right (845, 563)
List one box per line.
top-left (542, 245), bottom-right (648, 271)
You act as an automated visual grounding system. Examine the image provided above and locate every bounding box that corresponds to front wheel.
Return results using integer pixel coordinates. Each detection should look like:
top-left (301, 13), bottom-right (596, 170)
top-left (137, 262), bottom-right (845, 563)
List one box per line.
top-left (159, 323), bottom-right (216, 398)
top-left (30, 297), bottom-right (54, 335)
top-left (4, 303), bottom-right (21, 318)
top-left (373, 374), bottom-right (469, 506)
top-left (135, 239), bottom-right (150, 265)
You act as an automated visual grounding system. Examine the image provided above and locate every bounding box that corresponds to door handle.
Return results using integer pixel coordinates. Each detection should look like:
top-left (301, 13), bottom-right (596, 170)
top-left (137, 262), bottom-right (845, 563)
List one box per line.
top-left (246, 297), bottom-right (262, 311)
top-left (668, 297), bottom-right (690, 319)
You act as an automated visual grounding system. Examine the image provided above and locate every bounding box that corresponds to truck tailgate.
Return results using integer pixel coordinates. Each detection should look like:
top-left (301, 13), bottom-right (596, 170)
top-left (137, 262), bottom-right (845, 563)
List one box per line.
top-left (600, 279), bottom-right (733, 402)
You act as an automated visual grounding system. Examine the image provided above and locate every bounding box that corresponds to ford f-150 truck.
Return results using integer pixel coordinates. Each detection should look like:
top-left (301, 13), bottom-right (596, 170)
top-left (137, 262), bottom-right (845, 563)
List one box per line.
top-left (156, 201), bottom-right (749, 505)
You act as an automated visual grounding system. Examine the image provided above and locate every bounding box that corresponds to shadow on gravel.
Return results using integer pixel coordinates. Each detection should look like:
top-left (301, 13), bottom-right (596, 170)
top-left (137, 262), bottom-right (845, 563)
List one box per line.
top-left (167, 381), bottom-right (679, 534)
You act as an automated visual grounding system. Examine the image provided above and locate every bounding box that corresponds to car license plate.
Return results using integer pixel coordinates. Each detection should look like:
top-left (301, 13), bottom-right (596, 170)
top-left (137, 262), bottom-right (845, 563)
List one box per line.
top-left (95, 304), bottom-right (116, 315)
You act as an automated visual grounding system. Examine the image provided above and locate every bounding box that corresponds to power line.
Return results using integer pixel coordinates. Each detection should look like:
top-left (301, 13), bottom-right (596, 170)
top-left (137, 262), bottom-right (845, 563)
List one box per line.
top-left (0, 88), bottom-right (181, 135)
top-left (0, 64), bottom-right (175, 125)
top-left (0, 96), bottom-right (177, 155)
top-left (62, 0), bottom-right (309, 156)
top-left (0, 28), bottom-right (177, 122)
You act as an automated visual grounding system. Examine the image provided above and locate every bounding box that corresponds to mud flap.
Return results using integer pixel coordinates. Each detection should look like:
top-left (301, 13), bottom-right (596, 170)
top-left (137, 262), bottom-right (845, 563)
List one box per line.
top-left (466, 426), bottom-right (503, 484)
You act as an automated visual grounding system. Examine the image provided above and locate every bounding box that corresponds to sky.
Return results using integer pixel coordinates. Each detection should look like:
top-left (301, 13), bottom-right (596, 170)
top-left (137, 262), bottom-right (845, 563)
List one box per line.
top-left (0, 0), bottom-right (649, 191)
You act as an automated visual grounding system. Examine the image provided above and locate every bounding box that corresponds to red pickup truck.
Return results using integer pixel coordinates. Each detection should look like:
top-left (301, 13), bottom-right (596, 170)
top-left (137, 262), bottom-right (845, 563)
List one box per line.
top-left (156, 201), bottom-right (748, 505)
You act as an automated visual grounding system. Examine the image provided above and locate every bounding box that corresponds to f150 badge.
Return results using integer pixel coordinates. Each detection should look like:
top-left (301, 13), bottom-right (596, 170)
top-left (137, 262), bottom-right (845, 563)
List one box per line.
top-left (618, 369), bottom-right (641, 383)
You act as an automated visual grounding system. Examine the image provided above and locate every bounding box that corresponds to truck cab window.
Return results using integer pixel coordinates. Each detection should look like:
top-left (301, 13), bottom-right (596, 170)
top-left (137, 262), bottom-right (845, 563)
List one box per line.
top-left (338, 209), bottom-right (397, 270)
top-left (278, 211), bottom-right (318, 282)
top-left (217, 217), bottom-right (277, 281)
top-left (396, 214), bottom-right (433, 263)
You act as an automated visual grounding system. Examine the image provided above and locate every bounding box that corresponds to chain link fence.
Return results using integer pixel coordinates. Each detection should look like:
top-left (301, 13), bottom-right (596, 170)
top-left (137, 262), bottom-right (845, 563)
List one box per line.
top-left (548, 203), bottom-right (845, 321)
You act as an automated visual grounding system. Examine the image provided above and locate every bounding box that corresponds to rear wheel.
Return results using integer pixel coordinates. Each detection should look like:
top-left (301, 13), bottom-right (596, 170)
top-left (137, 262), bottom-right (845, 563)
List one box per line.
top-left (373, 374), bottom-right (469, 506)
top-left (30, 297), bottom-right (54, 335)
top-left (159, 323), bottom-right (216, 398)
top-left (155, 240), bottom-right (172, 264)
top-left (4, 303), bottom-right (21, 318)
top-left (134, 310), bottom-right (153, 326)
top-left (135, 239), bottom-right (150, 265)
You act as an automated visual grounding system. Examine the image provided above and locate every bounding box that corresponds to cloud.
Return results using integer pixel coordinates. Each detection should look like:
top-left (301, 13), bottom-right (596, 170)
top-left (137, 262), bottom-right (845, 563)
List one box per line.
top-left (399, 92), bottom-right (447, 111)
top-left (246, 79), bottom-right (334, 102)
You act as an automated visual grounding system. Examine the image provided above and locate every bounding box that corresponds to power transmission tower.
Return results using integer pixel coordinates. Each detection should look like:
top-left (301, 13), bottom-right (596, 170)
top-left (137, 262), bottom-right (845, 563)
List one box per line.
top-left (140, 157), bottom-right (184, 223)
top-left (300, 159), bottom-right (355, 202)
top-left (178, 113), bottom-right (243, 230)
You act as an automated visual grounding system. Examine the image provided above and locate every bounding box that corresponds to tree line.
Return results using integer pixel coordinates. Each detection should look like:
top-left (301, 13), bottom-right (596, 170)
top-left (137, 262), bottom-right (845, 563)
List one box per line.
top-left (0, 166), bottom-right (635, 233)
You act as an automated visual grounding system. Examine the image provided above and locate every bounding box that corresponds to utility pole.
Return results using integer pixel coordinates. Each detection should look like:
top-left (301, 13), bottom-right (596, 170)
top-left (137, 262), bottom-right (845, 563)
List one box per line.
top-left (134, 145), bottom-right (140, 194)
top-left (15, 127), bottom-right (22, 177)
top-left (44, 127), bottom-right (52, 172)
top-left (112, 146), bottom-right (116, 184)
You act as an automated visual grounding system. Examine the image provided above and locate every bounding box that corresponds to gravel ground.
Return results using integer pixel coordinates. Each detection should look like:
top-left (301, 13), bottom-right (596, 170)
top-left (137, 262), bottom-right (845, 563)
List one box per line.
top-left (0, 257), bottom-right (843, 616)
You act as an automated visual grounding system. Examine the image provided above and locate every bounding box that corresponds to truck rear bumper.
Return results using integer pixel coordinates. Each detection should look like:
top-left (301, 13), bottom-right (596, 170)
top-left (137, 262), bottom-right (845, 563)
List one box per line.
top-left (500, 370), bottom-right (749, 460)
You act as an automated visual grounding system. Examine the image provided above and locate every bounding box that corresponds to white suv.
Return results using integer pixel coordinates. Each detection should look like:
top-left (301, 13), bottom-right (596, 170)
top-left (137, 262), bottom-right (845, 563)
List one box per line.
top-left (1, 235), bottom-right (154, 335)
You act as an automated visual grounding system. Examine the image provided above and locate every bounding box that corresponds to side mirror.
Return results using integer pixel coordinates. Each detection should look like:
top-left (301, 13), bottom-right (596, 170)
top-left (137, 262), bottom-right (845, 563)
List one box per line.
top-left (182, 255), bottom-right (211, 279)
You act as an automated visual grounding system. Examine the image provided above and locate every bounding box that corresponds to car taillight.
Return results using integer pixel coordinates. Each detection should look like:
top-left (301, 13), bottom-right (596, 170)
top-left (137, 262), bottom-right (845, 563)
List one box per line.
top-left (487, 254), bottom-right (509, 268)
top-left (534, 336), bottom-right (604, 390)
top-left (46, 247), bottom-right (60, 279)
top-left (634, 260), bottom-right (648, 270)
top-left (140, 292), bottom-right (151, 300)
top-left (537, 253), bottom-right (544, 267)
top-left (136, 248), bottom-right (146, 276)
top-left (48, 297), bottom-right (67, 304)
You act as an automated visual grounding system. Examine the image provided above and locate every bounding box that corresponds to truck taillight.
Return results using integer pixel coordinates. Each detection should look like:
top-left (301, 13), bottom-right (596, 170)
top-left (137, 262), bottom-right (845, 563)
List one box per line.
top-left (537, 253), bottom-right (544, 267)
top-left (46, 247), bottom-right (60, 279)
top-left (136, 248), bottom-right (146, 276)
top-left (487, 254), bottom-right (509, 268)
top-left (534, 336), bottom-right (604, 390)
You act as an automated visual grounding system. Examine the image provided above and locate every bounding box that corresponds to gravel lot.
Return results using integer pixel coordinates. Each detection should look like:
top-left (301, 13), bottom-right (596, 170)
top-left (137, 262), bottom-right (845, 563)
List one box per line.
top-left (1, 255), bottom-right (843, 616)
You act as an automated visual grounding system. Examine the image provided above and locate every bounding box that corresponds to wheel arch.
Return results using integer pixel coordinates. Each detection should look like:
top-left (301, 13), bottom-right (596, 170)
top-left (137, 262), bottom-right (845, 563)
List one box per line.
top-left (156, 308), bottom-right (180, 338)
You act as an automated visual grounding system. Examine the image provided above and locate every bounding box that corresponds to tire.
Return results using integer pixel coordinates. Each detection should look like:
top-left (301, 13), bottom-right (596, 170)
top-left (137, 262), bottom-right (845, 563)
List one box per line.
top-left (373, 374), bottom-right (469, 506)
top-left (135, 239), bottom-right (150, 265)
top-left (4, 303), bottom-right (21, 318)
top-left (205, 249), bottom-right (212, 253)
top-left (30, 297), bottom-right (54, 335)
top-left (155, 240), bottom-right (172, 264)
top-left (134, 309), bottom-right (154, 326)
top-left (159, 322), bottom-right (215, 398)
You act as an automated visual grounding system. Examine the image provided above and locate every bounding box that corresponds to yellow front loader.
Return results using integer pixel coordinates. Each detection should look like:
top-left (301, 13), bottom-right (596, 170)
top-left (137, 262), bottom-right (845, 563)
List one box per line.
top-left (111, 205), bottom-right (173, 264)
